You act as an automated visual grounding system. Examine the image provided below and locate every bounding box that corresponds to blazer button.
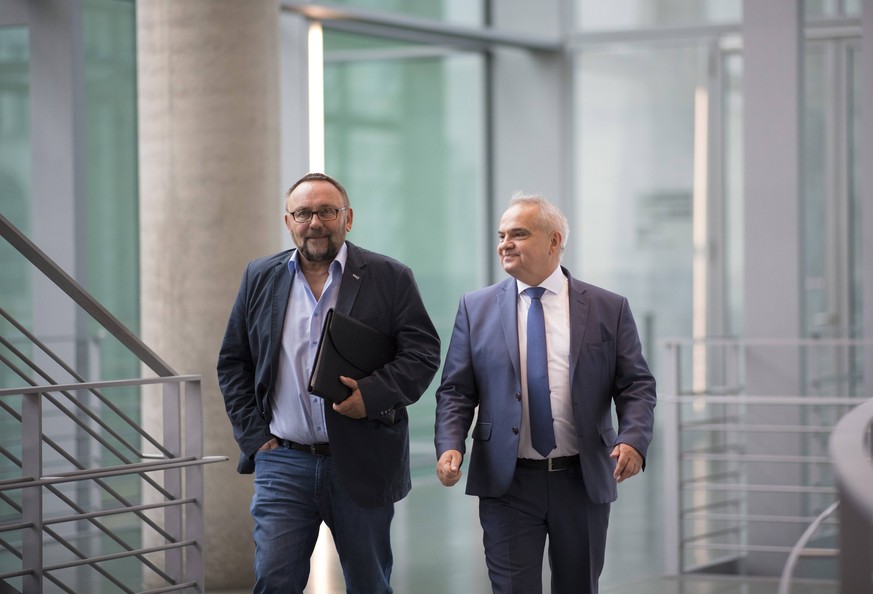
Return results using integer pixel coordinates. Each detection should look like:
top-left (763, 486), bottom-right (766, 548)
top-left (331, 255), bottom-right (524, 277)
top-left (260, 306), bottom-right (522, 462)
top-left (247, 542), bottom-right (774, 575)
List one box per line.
top-left (515, 393), bottom-right (522, 401)
top-left (512, 427), bottom-right (519, 434)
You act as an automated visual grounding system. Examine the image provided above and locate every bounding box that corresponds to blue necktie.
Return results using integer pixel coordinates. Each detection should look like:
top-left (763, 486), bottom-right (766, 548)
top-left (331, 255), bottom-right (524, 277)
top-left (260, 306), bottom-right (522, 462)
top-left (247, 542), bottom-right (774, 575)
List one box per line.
top-left (525, 287), bottom-right (556, 457)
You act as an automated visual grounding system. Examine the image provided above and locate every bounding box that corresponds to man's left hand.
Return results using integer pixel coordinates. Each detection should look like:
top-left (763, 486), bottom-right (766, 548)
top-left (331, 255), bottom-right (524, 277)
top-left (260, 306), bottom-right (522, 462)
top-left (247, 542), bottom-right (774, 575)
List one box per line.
top-left (333, 376), bottom-right (367, 419)
top-left (610, 443), bottom-right (643, 483)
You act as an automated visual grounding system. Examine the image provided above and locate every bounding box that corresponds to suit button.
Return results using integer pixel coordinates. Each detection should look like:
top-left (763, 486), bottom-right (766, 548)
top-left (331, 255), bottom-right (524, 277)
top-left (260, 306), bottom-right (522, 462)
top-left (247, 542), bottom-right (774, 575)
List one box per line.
top-left (512, 427), bottom-right (519, 434)
top-left (515, 393), bottom-right (521, 401)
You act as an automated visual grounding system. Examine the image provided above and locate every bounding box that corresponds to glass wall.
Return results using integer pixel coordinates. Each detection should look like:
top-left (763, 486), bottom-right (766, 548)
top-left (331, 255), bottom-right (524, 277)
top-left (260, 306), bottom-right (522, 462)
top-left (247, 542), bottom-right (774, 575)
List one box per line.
top-left (574, 0), bottom-right (865, 581)
top-left (575, 44), bottom-right (711, 359)
top-left (322, 0), bottom-right (484, 27)
top-left (574, 41), bottom-right (713, 582)
top-left (323, 29), bottom-right (488, 476)
top-left (0, 2), bottom-right (141, 589)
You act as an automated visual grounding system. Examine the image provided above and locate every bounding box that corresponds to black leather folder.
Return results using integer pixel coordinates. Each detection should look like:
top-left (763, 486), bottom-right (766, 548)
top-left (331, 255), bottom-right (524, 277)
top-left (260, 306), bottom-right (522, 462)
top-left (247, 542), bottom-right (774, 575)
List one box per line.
top-left (307, 308), bottom-right (396, 404)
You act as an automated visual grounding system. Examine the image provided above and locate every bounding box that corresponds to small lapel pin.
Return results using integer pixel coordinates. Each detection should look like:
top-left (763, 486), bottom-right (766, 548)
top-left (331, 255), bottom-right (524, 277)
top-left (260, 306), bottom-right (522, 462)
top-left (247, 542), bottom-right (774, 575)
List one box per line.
top-left (352, 273), bottom-right (360, 280)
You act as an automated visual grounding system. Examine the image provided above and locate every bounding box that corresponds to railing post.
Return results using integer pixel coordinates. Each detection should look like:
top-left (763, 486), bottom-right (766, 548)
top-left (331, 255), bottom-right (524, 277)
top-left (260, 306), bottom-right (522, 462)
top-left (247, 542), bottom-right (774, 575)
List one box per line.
top-left (663, 340), bottom-right (682, 575)
top-left (184, 379), bottom-right (205, 592)
top-left (162, 381), bottom-right (183, 584)
top-left (21, 392), bottom-right (43, 594)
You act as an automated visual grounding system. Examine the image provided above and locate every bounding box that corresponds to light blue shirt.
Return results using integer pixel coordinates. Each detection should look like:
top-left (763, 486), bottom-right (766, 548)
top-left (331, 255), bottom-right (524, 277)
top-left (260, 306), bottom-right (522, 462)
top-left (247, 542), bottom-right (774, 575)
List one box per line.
top-left (268, 243), bottom-right (348, 444)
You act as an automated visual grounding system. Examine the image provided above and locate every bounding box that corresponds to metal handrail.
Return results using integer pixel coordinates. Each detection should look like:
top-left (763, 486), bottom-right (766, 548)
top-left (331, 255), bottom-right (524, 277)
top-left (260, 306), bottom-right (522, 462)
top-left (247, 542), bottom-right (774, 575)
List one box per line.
top-left (0, 213), bottom-right (227, 592)
top-left (0, 212), bottom-right (175, 377)
top-left (778, 501), bottom-right (840, 594)
top-left (0, 377), bottom-right (227, 592)
top-left (662, 337), bottom-right (873, 579)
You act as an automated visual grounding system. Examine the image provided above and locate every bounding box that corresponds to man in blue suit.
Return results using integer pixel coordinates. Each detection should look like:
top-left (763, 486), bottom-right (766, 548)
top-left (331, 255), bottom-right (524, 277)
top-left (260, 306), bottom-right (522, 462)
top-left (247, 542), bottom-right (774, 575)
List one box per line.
top-left (435, 194), bottom-right (656, 594)
top-left (218, 172), bottom-right (440, 593)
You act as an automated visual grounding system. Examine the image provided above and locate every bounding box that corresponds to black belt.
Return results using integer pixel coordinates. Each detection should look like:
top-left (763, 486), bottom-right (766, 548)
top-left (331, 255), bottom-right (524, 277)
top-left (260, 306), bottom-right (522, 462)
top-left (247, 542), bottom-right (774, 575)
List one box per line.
top-left (517, 455), bottom-right (579, 472)
top-left (277, 439), bottom-right (331, 456)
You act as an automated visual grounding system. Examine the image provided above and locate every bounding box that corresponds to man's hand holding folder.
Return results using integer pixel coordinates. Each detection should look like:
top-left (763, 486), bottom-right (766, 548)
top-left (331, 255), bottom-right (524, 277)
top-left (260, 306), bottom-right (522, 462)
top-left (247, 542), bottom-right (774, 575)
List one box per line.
top-left (308, 308), bottom-right (397, 424)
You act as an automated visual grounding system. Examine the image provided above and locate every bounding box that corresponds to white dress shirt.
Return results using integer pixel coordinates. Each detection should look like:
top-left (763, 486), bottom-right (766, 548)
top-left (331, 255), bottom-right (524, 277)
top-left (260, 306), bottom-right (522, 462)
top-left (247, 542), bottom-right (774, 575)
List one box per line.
top-left (515, 266), bottom-right (578, 459)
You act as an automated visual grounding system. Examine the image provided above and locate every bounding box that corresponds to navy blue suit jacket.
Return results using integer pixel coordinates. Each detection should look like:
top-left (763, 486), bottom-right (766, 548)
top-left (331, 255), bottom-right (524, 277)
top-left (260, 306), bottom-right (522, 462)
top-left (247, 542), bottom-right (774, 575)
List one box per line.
top-left (434, 268), bottom-right (656, 504)
top-left (218, 242), bottom-right (440, 508)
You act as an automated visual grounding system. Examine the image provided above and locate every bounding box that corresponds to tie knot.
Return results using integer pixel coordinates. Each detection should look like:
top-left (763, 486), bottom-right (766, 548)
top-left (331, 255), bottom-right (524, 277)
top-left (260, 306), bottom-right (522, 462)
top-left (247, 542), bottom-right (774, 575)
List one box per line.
top-left (525, 287), bottom-right (546, 300)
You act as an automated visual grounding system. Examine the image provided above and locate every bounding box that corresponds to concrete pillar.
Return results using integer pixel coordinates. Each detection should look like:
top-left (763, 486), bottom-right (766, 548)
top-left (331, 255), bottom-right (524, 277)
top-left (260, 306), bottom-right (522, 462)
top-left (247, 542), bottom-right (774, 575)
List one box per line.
top-left (137, 1), bottom-right (280, 588)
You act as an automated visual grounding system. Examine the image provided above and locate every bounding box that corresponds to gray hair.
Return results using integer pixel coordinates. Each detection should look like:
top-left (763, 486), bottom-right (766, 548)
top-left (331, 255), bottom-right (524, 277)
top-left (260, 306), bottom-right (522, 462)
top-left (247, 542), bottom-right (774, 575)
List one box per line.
top-left (508, 192), bottom-right (570, 251)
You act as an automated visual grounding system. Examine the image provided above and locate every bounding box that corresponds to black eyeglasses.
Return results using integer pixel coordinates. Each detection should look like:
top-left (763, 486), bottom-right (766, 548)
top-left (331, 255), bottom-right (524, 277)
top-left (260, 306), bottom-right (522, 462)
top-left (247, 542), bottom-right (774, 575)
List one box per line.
top-left (287, 207), bottom-right (348, 223)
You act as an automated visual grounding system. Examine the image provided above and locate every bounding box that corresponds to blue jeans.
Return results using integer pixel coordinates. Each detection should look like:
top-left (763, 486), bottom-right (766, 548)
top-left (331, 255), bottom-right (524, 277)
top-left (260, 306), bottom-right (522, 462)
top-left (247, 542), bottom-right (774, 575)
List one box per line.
top-left (251, 447), bottom-right (394, 593)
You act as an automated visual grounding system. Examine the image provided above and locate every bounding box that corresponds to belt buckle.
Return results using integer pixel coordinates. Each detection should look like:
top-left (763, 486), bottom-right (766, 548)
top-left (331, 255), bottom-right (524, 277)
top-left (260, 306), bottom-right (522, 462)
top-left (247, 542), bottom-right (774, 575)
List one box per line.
top-left (547, 458), bottom-right (555, 472)
top-left (309, 444), bottom-right (318, 455)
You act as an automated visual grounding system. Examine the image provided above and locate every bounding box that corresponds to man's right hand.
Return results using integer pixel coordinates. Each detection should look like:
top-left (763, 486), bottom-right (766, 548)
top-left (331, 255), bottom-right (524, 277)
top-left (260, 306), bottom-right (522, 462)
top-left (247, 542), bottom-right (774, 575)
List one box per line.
top-left (436, 449), bottom-right (463, 487)
top-left (258, 437), bottom-right (279, 451)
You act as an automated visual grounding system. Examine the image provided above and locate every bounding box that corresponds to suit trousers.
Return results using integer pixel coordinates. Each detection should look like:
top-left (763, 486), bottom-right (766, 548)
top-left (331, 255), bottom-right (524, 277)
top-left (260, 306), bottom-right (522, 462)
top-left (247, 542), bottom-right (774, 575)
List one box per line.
top-left (478, 463), bottom-right (610, 594)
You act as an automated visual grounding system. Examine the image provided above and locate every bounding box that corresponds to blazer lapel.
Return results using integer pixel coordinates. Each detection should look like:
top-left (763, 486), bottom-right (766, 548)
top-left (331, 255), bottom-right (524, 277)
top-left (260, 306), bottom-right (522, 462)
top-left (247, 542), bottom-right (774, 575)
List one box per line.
top-left (335, 242), bottom-right (364, 315)
top-left (565, 267), bottom-right (589, 387)
top-left (269, 254), bottom-right (294, 380)
top-left (498, 279), bottom-right (521, 379)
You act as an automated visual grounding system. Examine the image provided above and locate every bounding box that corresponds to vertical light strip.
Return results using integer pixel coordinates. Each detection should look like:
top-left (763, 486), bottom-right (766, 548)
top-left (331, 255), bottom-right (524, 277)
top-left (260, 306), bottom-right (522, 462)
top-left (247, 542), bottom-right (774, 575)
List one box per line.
top-left (691, 86), bottom-right (710, 566)
top-left (692, 86), bottom-right (709, 397)
top-left (308, 21), bottom-right (325, 173)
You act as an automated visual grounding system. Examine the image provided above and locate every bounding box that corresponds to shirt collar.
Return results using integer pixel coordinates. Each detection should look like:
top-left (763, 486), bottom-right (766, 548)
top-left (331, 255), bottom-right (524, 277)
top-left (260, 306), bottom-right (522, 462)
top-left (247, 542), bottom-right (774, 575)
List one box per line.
top-left (287, 242), bottom-right (348, 276)
top-left (516, 265), bottom-right (565, 296)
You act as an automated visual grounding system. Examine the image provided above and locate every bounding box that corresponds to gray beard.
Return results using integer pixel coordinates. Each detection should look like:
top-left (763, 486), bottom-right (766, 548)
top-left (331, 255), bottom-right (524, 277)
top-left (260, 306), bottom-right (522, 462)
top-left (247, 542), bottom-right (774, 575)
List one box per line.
top-left (298, 237), bottom-right (339, 262)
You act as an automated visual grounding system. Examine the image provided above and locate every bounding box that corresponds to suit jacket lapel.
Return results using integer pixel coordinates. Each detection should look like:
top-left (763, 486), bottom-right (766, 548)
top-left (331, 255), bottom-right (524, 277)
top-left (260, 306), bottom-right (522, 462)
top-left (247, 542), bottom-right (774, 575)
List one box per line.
top-left (565, 267), bottom-right (589, 387)
top-left (498, 278), bottom-right (521, 379)
top-left (335, 242), bottom-right (364, 315)
top-left (270, 254), bottom-right (294, 381)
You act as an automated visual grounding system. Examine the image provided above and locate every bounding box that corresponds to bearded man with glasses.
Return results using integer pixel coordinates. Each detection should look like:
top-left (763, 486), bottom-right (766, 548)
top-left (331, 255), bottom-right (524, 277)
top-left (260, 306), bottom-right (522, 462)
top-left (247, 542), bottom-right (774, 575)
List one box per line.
top-left (218, 172), bottom-right (441, 593)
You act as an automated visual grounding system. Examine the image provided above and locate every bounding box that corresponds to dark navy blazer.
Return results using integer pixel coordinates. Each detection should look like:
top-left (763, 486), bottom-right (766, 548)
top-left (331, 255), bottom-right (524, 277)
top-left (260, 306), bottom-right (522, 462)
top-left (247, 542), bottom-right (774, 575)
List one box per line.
top-left (434, 268), bottom-right (656, 505)
top-left (218, 241), bottom-right (441, 508)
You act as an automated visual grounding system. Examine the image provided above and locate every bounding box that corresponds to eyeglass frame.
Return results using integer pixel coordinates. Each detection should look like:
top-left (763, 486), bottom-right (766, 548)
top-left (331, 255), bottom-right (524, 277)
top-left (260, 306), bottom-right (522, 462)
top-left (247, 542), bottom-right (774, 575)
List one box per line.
top-left (286, 206), bottom-right (349, 224)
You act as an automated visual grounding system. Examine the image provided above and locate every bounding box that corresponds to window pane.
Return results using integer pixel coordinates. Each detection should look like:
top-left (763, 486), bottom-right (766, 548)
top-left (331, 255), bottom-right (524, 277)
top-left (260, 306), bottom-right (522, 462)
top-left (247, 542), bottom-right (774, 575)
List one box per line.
top-left (323, 30), bottom-right (487, 475)
top-left (801, 43), bottom-right (830, 338)
top-left (848, 44), bottom-right (862, 338)
top-left (325, 0), bottom-right (484, 27)
top-left (0, 25), bottom-right (32, 376)
top-left (576, 0), bottom-right (740, 31)
top-left (84, 0), bottom-right (140, 375)
top-left (804, 0), bottom-right (861, 18)
top-left (575, 45), bottom-right (707, 345)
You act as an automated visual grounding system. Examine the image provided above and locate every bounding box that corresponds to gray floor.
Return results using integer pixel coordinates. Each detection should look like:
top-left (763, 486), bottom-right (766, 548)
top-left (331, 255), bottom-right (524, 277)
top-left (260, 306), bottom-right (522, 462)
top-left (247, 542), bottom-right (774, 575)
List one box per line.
top-left (209, 466), bottom-right (838, 594)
